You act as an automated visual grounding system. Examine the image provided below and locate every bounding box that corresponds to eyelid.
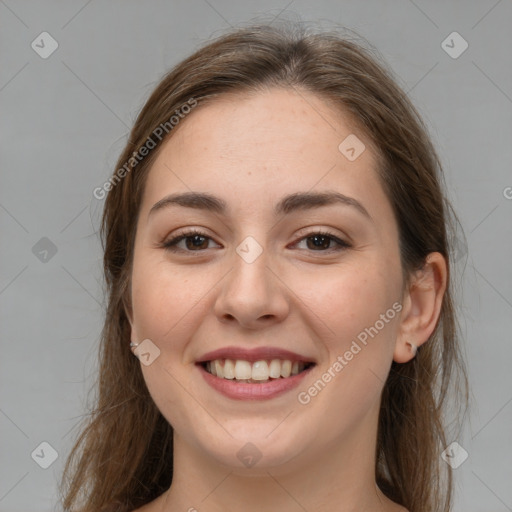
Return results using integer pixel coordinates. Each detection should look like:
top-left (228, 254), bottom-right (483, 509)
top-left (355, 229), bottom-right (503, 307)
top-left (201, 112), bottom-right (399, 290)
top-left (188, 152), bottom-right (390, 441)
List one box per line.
top-left (161, 229), bottom-right (220, 252)
top-left (292, 224), bottom-right (352, 243)
top-left (289, 229), bottom-right (351, 251)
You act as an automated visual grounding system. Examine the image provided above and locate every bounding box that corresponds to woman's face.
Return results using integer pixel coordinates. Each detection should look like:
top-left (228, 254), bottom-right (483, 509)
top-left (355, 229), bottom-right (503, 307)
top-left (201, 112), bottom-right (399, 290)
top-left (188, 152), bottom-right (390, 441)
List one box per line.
top-left (128, 88), bottom-right (405, 472)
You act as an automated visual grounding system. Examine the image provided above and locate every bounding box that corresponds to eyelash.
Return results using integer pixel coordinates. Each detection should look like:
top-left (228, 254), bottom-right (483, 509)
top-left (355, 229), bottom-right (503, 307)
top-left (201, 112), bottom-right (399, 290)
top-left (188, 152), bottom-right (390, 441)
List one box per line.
top-left (160, 229), bottom-right (351, 254)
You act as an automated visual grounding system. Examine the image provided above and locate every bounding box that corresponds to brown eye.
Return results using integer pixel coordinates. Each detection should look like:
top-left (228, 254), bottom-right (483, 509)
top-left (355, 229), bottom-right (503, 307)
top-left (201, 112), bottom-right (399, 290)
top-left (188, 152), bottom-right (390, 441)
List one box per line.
top-left (183, 234), bottom-right (209, 250)
top-left (162, 230), bottom-right (219, 252)
top-left (161, 229), bottom-right (351, 255)
top-left (306, 234), bottom-right (333, 250)
top-left (293, 231), bottom-right (351, 252)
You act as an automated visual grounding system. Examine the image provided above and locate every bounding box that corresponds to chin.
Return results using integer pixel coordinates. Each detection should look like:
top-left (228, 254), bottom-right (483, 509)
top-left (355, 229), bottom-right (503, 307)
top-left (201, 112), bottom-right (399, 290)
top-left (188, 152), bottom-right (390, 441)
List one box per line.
top-left (189, 419), bottom-right (314, 473)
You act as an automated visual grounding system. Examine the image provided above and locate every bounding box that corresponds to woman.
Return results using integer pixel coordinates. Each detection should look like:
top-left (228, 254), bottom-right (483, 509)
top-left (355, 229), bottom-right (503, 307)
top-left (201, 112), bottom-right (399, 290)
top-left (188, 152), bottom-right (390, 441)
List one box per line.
top-left (60, 22), bottom-right (469, 512)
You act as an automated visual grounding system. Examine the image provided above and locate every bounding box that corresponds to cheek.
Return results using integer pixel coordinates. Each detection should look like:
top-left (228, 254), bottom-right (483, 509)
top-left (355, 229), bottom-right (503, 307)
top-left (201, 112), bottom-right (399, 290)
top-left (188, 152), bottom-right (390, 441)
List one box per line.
top-left (294, 266), bottom-right (400, 421)
top-left (297, 259), bottom-right (401, 392)
top-left (131, 251), bottom-right (193, 338)
top-left (129, 256), bottom-right (208, 430)
top-left (301, 260), bottom-right (399, 338)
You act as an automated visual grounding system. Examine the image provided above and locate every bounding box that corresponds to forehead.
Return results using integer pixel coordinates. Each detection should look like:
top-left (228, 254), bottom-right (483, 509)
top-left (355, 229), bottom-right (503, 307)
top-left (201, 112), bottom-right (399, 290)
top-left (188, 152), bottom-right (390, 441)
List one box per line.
top-left (166, 87), bottom-right (375, 168)
top-left (140, 87), bottom-right (389, 222)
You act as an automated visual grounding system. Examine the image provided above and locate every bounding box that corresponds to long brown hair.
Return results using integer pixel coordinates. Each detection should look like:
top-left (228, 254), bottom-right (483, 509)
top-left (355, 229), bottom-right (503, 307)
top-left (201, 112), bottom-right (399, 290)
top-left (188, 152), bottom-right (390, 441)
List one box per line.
top-left (60, 22), bottom-right (469, 512)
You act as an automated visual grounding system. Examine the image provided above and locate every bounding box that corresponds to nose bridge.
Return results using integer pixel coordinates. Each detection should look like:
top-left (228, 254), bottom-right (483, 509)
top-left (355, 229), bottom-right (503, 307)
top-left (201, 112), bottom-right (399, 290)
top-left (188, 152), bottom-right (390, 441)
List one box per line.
top-left (214, 234), bottom-right (289, 327)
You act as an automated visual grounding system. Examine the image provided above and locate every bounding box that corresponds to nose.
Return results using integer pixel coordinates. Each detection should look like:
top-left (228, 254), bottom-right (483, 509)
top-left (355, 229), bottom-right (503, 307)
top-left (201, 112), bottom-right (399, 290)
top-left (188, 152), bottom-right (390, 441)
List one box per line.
top-left (213, 245), bottom-right (290, 330)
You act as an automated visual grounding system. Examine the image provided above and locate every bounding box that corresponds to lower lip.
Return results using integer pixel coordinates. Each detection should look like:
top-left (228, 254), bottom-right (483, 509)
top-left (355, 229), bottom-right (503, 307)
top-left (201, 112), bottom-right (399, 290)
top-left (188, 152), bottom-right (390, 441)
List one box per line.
top-left (197, 363), bottom-right (314, 400)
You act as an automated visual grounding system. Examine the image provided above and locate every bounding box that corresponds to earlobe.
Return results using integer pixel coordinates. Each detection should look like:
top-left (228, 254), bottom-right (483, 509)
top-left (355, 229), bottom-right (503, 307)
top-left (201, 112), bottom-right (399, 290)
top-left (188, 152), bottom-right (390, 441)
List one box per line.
top-left (393, 252), bottom-right (447, 363)
top-left (394, 339), bottom-right (419, 364)
top-left (406, 341), bottom-right (417, 357)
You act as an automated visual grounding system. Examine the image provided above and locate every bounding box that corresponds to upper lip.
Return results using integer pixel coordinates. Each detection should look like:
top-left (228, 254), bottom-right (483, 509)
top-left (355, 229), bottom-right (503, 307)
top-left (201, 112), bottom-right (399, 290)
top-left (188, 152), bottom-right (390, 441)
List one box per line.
top-left (196, 346), bottom-right (316, 364)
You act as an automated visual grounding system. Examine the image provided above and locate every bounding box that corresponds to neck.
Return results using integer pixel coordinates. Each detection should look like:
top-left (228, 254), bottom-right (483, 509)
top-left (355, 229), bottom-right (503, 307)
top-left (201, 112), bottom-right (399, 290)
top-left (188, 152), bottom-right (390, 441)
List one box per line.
top-left (159, 400), bottom-right (397, 512)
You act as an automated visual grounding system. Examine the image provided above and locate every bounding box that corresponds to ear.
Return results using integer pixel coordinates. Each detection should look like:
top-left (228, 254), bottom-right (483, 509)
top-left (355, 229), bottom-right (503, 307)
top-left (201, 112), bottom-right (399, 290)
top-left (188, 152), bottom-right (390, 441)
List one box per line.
top-left (394, 252), bottom-right (448, 363)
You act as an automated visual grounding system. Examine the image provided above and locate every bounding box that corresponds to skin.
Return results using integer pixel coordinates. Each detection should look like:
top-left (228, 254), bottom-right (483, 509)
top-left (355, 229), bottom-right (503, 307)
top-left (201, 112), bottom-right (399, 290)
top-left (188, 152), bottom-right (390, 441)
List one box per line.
top-left (127, 87), bottom-right (447, 512)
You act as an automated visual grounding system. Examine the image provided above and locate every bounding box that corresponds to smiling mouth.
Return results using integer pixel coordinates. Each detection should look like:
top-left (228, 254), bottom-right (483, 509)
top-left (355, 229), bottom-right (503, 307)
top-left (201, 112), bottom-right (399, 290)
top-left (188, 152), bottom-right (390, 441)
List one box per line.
top-left (200, 358), bottom-right (316, 383)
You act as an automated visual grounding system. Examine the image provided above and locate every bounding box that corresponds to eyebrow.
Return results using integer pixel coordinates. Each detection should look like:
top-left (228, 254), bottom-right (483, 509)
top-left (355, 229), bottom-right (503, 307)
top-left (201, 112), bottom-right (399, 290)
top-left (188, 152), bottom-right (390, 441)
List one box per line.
top-left (148, 190), bottom-right (373, 221)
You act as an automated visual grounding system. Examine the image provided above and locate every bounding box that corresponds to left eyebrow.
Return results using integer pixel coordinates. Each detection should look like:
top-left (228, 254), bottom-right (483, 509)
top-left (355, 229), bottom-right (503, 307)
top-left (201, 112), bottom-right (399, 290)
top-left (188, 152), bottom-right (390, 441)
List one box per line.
top-left (148, 190), bottom-right (373, 222)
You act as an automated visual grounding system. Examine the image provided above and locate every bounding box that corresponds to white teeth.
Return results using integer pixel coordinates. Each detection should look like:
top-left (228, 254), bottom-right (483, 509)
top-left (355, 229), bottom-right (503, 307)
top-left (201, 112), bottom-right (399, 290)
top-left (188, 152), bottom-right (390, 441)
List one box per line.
top-left (280, 360), bottom-right (292, 378)
top-left (204, 358), bottom-right (311, 382)
top-left (252, 360), bottom-right (269, 381)
top-left (214, 360), bottom-right (223, 378)
top-left (269, 359), bottom-right (281, 378)
top-left (234, 360), bottom-right (252, 380)
top-left (223, 359), bottom-right (235, 379)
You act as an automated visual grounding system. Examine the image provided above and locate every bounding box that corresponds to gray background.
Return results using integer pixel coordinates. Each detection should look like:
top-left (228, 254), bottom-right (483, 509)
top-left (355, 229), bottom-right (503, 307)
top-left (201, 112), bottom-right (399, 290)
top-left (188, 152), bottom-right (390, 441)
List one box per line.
top-left (1, 1), bottom-right (511, 511)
